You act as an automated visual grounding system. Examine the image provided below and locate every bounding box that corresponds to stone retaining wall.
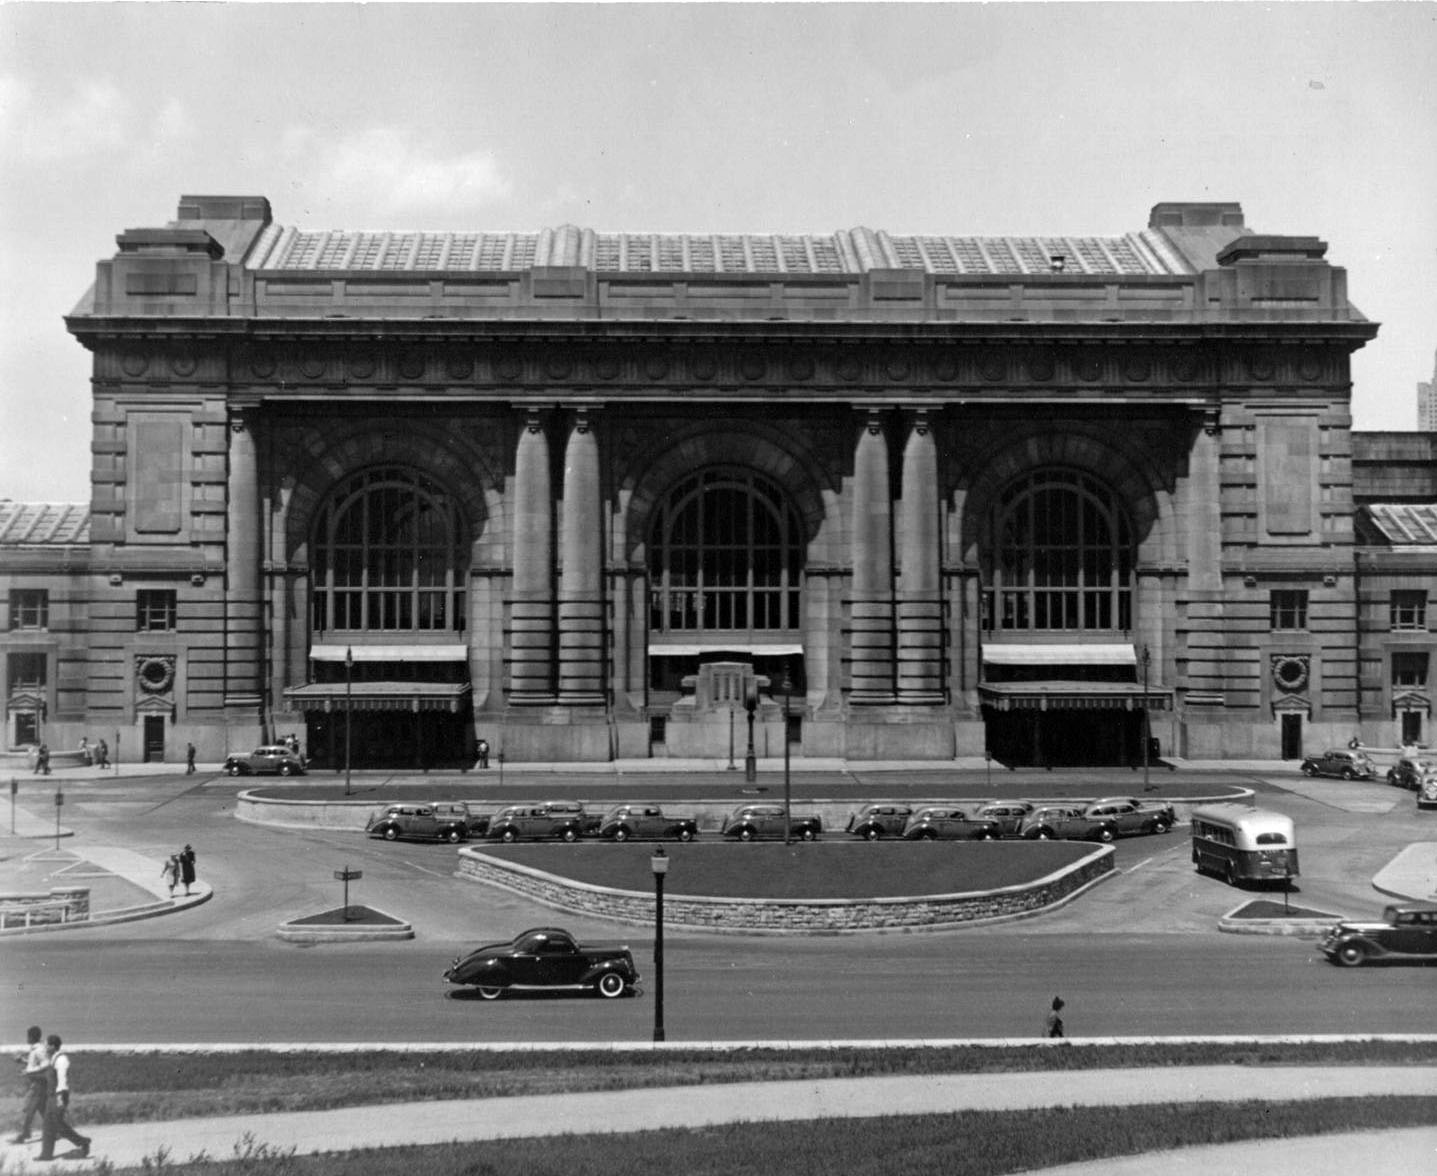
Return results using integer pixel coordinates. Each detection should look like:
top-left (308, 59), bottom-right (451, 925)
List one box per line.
top-left (454, 846), bottom-right (1115, 934)
top-left (0, 886), bottom-right (90, 928)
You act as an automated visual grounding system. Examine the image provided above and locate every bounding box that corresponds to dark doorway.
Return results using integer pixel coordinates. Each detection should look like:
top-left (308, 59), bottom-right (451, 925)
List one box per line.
top-left (1280, 713), bottom-right (1303, 760)
top-left (984, 707), bottom-right (1144, 768)
top-left (1400, 711), bottom-right (1422, 746)
top-left (143, 715), bottom-right (165, 763)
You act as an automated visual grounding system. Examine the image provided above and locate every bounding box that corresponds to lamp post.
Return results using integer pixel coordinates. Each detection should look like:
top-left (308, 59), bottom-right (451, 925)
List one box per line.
top-left (743, 684), bottom-right (757, 783)
top-left (727, 704), bottom-right (736, 771)
top-left (344, 646), bottom-right (354, 797)
top-left (1140, 644), bottom-right (1152, 792)
top-left (782, 672), bottom-right (793, 846)
top-left (650, 847), bottom-right (668, 1043)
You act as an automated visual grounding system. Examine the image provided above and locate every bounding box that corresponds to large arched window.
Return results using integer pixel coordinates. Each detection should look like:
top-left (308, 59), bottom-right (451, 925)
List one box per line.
top-left (985, 469), bottom-right (1133, 632)
top-left (311, 467), bottom-right (467, 634)
top-left (648, 468), bottom-right (803, 635)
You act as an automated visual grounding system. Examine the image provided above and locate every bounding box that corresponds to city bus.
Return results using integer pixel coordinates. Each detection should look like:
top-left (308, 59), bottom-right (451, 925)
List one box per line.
top-left (1190, 804), bottom-right (1298, 887)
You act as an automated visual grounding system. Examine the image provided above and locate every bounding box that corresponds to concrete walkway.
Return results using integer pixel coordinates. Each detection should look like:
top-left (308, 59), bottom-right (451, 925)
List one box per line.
top-left (3, 1065), bottom-right (1435, 1173)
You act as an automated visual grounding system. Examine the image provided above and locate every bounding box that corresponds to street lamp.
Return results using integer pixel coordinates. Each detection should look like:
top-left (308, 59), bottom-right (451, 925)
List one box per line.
top-left (1140, 644), bottom-right (1153, 792)
top-left (743, 683), bottom-right (757, 783)
top-left (650, 847), bottom-right (669, 1043)
top-left (344, 645), bottom-right (354, 797)
top-left (781, 671), bottom-right (793, 846)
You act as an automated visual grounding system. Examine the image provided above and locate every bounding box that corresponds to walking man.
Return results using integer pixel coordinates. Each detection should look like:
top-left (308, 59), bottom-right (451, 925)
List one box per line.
top-left (1045, 996), bottom-right (1066, 1039)
top-left (36, 1034), bottom-right (90, 1161)
top-left (185, 742), bottom-right (196, 774)
top-left (476, 739), bottom-right (490, 769)
top-left (11, 1025), bottom-right (49, 1143)
top-left (95, 739), bottom-right (108, 769)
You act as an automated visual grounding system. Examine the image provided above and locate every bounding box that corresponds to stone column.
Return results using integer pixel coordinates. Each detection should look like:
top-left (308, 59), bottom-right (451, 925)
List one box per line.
top-left (897, 411), bottom-right (945, 703)
top-left (558, 408), bottom-right (606, 705)
top-left (509, 410), bottom-right (555, 703)
top-left (849, 410), bottom-right (895, 703)
top-left (224, 411), bottom-right (264, 715)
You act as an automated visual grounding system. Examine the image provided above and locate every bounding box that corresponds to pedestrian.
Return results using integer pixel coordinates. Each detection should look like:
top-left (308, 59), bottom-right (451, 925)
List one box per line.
top-left (11, 1025), bottom-right (50, 1143)
top-left (477, 739), bottom-right (490, 769)
top-left (35, 743), bottom-right (50, 776)
top-left (95, 739), bottom-right (108, 769)
top-left (79, 737), bottom-right (89, 765)
top-left (178, 844), bottom-right (197, 896)
top-left (1045, 996), bottom-right (1066, 1039)
top-left (161, 855), bottom-right (180, 897)
top-left (185, 742), bottom-right (196, 774)
top-left (36, 1034), bottom-right (90, 1161)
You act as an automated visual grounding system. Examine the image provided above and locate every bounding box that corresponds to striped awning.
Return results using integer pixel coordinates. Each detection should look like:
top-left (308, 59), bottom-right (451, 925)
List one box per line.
top-left (979, 682), bottom-right (1170, 712)
top-left (982, 644), bottom-right (1136, 666)
top-left (649, 643), bottom-right (803, 657)
top-left (283, 682), bottom-right (471, 713)
top-left (309, 644), bottom-right (468, 663)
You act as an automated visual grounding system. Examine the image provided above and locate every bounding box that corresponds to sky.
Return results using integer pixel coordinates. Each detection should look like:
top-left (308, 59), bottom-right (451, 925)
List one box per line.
top-left (1, 1), bottom-right (1434, 503)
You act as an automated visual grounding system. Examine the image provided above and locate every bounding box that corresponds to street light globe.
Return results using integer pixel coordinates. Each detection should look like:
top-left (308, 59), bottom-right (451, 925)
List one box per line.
top-left (651, 847), bottom-right (670, 876)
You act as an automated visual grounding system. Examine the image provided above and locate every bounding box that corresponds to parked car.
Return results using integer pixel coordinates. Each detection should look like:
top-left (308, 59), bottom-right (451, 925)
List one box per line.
top-left (970, 800), bottom-right (1036, 837)
top-left (720, 803), bottom-right (821, 842)
top-left (902, 806), bottom-right (1001, 841)
top-left (1018, 805), bottom-right (1111, 841)
top-left (597, 804), bottom-right (698, 842)
top-left (845, 803), bottom-right (914, 841)
top-left (1420, 774), bottom-right (1437, 811)
top-left (1299, 748), bottom-right (1377, 780)
top-left (485, 802), bottom-right (593, 843)
top-left (367, 802), bottom-right (476, 843)
top-left (1386, 756), bottom-right (1435, 791)
top-left (443, 926), bottom-right (639, 999)
top-left (222, 745), bottom-right (307, 776)
top-left (1318, 902), bottom-right (1437, 967)
top-left (1084, 797), bottom-right (1176, 836)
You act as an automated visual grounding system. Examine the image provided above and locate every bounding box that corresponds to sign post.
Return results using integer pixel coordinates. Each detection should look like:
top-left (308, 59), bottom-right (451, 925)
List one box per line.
top-left (53, 787), bottom-right (64, 851)
top-left (334, 866), bottom-right (363, 922)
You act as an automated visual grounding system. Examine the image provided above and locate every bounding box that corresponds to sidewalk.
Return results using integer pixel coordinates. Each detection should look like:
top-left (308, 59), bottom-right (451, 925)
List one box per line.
top-left (2, 1065), bottom-right (1433, 1173)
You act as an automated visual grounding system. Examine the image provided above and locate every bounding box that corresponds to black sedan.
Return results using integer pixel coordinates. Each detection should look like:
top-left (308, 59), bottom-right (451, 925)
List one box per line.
top-left (443, 927), bottom-right (639, 1000)
top-left (1319, 902), bottom-right (1437, 966)
top-left (222, 745), bottom-right (306, 776)
top-left (597, 804), bottom-right (699, 842)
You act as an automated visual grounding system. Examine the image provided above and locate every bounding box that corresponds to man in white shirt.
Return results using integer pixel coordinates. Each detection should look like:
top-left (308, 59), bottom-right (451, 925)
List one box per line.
top-left (10, 1025), bottom-right (48, 1143)
top-left (36, 1035), bottom-right (89, 1162)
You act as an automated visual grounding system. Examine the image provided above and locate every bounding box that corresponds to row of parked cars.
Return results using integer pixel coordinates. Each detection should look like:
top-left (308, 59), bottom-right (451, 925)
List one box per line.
top-left (1297, 747), bottom-right (1437, 808)
top-left (367, 795), bottom-right (1176, 845)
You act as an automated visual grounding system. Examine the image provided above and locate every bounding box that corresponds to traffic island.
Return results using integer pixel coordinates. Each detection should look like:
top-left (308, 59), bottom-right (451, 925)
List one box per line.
top-left (1218, 898), bottom-right (1340, 937)
top-left (276, 904), bottom-right (414, 943)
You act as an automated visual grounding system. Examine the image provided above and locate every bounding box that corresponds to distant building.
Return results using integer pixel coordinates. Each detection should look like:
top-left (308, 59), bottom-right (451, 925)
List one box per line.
top-left (2, 196), bottom-right (1433, 766)
top-left (1418, 349), bottom-right (1437, 431)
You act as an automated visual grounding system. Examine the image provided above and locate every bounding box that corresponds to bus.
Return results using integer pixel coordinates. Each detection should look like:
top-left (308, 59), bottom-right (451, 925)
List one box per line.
top-left (1190, 804), bottom-right (1298, 887)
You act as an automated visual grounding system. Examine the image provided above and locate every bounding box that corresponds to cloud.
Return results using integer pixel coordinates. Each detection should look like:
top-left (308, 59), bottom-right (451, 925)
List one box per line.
top-left (288, 127), bottom-right (511, 218)
top-left (0, 74), bottom-right (194, 163)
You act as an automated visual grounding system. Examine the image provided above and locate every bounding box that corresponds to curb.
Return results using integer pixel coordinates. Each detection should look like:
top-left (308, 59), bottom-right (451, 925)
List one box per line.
top-left (276, 905), bottom-right (414, 943)
top-left (0, 885), bottom-right (212, 936)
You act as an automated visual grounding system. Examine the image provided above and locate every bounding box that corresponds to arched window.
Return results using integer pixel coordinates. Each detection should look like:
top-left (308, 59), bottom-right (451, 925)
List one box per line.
top-left (311, 467), bottom-right (467, 634)
top-left (648, 468), bottom-right (803, 635)
top-left (985, 469), bottom-right (1133, 632)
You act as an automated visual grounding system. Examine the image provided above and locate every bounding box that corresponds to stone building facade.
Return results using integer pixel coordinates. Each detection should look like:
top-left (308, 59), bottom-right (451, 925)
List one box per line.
top-left (2, 194), bottom-right (1432, 767)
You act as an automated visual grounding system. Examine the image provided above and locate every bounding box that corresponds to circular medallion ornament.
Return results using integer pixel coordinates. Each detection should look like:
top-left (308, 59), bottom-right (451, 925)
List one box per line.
top-left (1076, 355), bottom-right (1103, 382)
top-left (348, 353), bottom-right (376, 380)
top-left (1247, 353), bottom-right (1276, 382)
top-left (300, 354), bottom-right (326, 380)
top-left (1172, 354), bottom-right (1199, 383)
top-left (786, 355), bottom-right (815, 382)
top-left (1027, 354), bottom-right (1055, 382)
top-left (690, 352), bottom-right (718, 382)
top-left (250, 354), bottom-right (276, 380)
top-left (444, 353), bottom-right (472, 381)
top-left (931, 354), bottom-right (959, 382)
top-left (169, 352), bottom-right (197, 378)
top-left (1298, 354), bottom-right (1323, 382)
top-left (494, 354), bottom-right (522, 381)
top-left (546, 355), bottom-right (574, 380)
top-left (137, 656), bottom-right (176, 695)
top-left (885, 356), bottom-right (913, 382)
top-left (1271, 655), bottom-right (1310, 694)
top-left (835, 355), bottom-right (862, 382)
top-left (977, 352), bottom-right (1007, 383)
top-left (739, 352), bottom-right (767, 381)
top-left (121, 351), bottom-right (149, 377)
top-left (1124, 356), bottom-right (1153, 382)
top-left (398, 352), bottom-right (425, 381)
top-left (594, 354), bottom-right (621, 380)
top-left (644, 355), bottom-right (670, 381)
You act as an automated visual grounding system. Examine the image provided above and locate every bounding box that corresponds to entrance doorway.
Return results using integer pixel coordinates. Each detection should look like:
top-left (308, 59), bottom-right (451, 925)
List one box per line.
top-left (1280, 713), bottom-right (1303, 760)
top-left (1401, 711), bottom-right (1423, 746)
top-left (984, 707), bottom-right (1145, 768)
top-left (143, 715), bottom-right (165, 763)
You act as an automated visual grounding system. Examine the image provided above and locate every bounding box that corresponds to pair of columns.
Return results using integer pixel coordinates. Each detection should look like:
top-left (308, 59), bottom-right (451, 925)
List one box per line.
top-left (850, 410), bottom-right (945, 705)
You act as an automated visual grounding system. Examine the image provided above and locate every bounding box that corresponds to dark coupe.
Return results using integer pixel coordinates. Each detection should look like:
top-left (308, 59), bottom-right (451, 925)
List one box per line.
top-left (443, 927), bottom-right (640, 1000)
top-left (1318, 902), bottom-right (1437, 967)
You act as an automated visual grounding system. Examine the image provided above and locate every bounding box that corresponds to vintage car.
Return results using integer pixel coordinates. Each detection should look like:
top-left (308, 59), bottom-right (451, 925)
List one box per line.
top-left (1299, 748), bottom-right (1377, 780)
top-left (901, 806), bottom-right (1001, 841)
top-left (845, 803), bottom-right (914, 840)
top-left (971, 800), bottom-right (1037, 837)
top-left (1420, 774), bottom-right (1437, 811)
top-left (1318, 902), bottom-right (1437, 967)
top-left (597, 804), bottom-right (699, 842)
top-left (366, 801), bottom-right (478, 843)
top-left (222, 745), bottom-right (307, 776)
top-left (1018, 805), bottom-right (1111, 841)
top-left (1085, 797), bottom-right (1176, 836)
top-left (720, 803), bottom-right (821, 841)
top-left (1386, 756), bottom-right (1435, 792)
top-left (443, 926), bottom-right (639, 999)
top-left (485, 802), bottom-right (595, 843)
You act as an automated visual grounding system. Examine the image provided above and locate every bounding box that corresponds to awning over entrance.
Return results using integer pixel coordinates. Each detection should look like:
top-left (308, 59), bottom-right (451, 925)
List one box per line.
top-left (283, 682), bottom-right (472, 713)
top-left (309, 644), bottom-right (469, 663)
top-left (983, 644), bottom-right (1136, 666)
top-left (979, 681), bottom-right (1171, 712)
top-left (649, 643), bottom-right (803, 656)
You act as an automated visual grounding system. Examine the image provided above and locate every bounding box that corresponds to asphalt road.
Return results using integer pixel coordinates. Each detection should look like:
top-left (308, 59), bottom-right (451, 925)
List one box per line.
top-left (3, 767), bottom-right (1432, 1043)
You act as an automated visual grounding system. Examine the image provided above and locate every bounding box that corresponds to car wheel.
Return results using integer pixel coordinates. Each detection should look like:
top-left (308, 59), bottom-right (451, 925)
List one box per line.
top-left (500, 828), bottom-right (518, 843)
top-left (864, 827), bottom-right (882, 841)
top-left (1035, 828), bottom-right (1054, 841)
top-left (596, 972), bottom-right (626, 999)
top-left (279, 763), bottom-right (294, 776)
top-left (613, 826), bottom-right (630, 842)
top-left (677, 827), bottom-right (695, 842)
top-left (1224, 861), bottom-right (1238, 887)
top-left (1096, 826), bottom-right (1116, 843)
top-left (475, 986), bottom-right (504, 1001)
top-left (1342, 768), bottom-right (1358, 780)
top-left (561, 827), bottom-right (579, 843)
top-left (738, 827), bottom-right (756, 842)
top-left (445, 828), bottom-right (462, 844)
top-left (1301, 764), bottom-right (1317, 777)
top-left (800, 827), bottom-right (817, 841)
top-left (1336, 942), bottom-right (1366, 967)
top-left (1151, 819), bottom-right (1171, 835)
top-left (383, 826), bottom-right (399, 841)
top-left (227, 764), bottom-right (243, 777)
